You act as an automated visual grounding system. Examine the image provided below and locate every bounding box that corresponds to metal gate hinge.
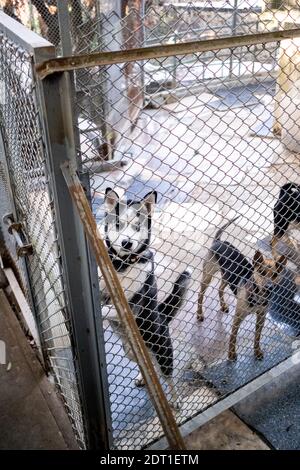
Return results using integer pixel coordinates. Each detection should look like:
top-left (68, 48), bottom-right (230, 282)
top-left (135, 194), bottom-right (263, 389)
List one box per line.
top-left (2, 213), bottom-right (33, 257)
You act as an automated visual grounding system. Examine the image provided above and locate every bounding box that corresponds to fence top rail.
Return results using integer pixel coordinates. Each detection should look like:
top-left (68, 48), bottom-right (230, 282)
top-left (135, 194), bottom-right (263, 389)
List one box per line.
top-left (36, 28), bottom-right (300, 80)
top-left (0, 11), bottom-right (54, 60)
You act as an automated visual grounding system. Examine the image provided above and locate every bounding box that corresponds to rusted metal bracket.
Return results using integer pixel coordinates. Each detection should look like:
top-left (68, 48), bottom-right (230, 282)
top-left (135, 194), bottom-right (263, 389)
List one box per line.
top-left (36, 28), bottom-right (300, 80)
top-left (61, 161), bottom-right (185, 451)
top-left (3, 213), bottom-right (33, 257)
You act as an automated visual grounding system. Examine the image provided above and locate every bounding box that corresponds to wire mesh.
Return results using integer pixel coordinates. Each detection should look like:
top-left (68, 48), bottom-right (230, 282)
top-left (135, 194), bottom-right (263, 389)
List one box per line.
top-left (73, 33), bottom-right (300, 449)
top-left (0, 31), bottom-right (85, 447)
top-left (2, 0), bottom-right (300, 451)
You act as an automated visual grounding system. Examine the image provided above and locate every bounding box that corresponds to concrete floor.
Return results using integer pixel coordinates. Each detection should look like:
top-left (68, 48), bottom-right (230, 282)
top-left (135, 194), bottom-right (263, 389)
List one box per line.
top-left (0, 289), bottom-right (78, 450)
top-left (184, 410), bottom-right (270, 450)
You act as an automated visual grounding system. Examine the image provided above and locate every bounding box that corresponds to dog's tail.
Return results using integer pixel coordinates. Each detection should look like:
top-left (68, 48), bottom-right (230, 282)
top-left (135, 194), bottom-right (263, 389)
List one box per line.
top-left (158, 269), bottom-right (192, 324)
top-left (214, 216), bottom-right (240, 241)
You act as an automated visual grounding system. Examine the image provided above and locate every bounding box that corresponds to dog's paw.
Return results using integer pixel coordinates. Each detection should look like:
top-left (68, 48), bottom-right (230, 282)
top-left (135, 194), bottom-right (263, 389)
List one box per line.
top-left (197, 312), bottom-right (204, 322)
top-left (135, 374), bottom-right (145, 387)
top-left (255, 349), bottom-right (264, 360)
top-left (228, 351), bottom-right (237, 361)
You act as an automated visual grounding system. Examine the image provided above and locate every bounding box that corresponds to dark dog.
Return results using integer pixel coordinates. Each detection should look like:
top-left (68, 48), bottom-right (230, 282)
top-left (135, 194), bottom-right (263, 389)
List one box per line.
top-left (197, 218), bottom-right (286, 360)
top-left (100, 188), bottom-right (191, 408)
top-left (271, 182), bottom-right (300, 259)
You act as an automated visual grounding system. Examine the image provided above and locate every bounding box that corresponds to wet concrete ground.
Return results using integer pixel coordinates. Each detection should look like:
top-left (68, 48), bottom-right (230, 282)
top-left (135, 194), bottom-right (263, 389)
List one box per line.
top-left (184, 409), bottom-right (270, 450)
top-left (234, 362), bottom-right (300, 450)
top-left (90, 81), bottom-right (300, 448)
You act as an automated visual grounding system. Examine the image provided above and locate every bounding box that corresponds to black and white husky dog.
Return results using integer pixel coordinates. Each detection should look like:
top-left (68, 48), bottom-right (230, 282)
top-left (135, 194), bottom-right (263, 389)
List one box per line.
top-left (100, 188), bottom-right (191, 408)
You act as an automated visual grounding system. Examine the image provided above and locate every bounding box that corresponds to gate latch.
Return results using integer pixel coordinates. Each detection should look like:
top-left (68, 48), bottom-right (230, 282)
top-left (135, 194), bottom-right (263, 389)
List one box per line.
top-left (3, 213), bottom-right (33, 257)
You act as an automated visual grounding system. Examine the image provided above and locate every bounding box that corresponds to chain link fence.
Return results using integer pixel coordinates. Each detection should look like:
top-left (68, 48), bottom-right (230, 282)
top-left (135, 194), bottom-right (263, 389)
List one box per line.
top-left (64, 31), bottom-right (300, 447)
top-left (1, 0), bottom-right (300, 451)
top-left (0, 15), bottom-right (85, 447)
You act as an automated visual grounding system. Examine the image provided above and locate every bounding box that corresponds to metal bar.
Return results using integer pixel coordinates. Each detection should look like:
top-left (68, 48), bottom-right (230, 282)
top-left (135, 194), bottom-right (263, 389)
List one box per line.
top-left (61, 161), bottom-right (186, 451)
top-left (57, 0), bottom-right (73, 56)
top-left (30, 44), bottom-right (64, 371)
top-left (36, 28), bottom-right (300, 79)
top-left (0, 11), bottom-right (54, 59)
top-left (148, 353), bottom-right (300, 450)
top-left (39, 70), bottom-right (112, 450)
top-left (93, 2), bottom-right (111, 161)
top-left (229, 0), bottom-right (239, 78)
top-left (79, 170), bottom-right (112, 440)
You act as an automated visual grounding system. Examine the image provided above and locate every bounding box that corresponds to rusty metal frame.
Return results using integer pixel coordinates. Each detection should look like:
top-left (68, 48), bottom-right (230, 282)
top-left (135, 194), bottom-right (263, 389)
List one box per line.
top-left (36, 28), bottom-right (300, 79)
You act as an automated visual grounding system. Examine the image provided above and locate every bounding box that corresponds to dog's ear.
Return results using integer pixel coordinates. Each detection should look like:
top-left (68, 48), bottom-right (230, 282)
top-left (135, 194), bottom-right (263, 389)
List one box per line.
top-left (253, 250), bottom-right (264, 268)
top-left (142, 191), bottom-right (157, 216)
top-left (276, 255), bottom-right (287, 274)
top-left (105, 188), bottom-right (119, 211)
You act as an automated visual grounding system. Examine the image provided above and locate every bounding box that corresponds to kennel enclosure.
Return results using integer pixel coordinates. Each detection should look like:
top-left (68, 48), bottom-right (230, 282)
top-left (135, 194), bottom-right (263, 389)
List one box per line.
top-left (1, 2), bottom-right (300, 449)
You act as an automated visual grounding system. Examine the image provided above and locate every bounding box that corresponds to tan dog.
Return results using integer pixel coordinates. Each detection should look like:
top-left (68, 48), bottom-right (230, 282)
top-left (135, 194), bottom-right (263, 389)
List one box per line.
top-left (197, 219), bottom-right (286, 360)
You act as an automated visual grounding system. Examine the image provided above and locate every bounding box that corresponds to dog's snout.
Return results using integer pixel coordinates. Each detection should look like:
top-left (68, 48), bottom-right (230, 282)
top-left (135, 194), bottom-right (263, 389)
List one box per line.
top-left (121, 240), bottom-right (133, 250)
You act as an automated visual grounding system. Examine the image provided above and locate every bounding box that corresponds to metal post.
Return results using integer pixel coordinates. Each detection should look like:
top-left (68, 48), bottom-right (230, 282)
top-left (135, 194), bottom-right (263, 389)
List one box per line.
top-left (38, 70), bottom-right (112, 450)
top-left (232, 0), bottom-right (239, 35)
top-left (57, 0), bottom-right (83, 170)
top-left (57, 0), bottom-right (73, 56)
top-left (229, 0), bottom-right (239, 78)
top-left (172, 32), bottom-right (177, 90)
top-left (94, 0), bottom-right (111, 160)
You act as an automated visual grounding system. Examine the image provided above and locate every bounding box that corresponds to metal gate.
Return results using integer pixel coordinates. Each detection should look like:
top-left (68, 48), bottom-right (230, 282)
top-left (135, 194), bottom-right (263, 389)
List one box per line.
top-left (0, 11), bottom-right (110, 449)
top-left (1, 3), bottom-right (300, 451)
